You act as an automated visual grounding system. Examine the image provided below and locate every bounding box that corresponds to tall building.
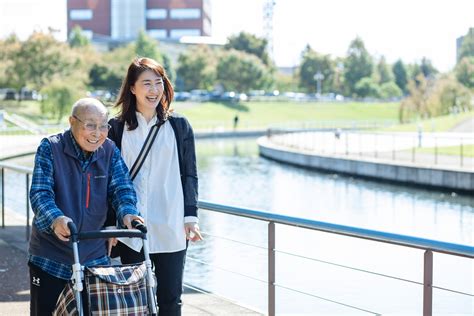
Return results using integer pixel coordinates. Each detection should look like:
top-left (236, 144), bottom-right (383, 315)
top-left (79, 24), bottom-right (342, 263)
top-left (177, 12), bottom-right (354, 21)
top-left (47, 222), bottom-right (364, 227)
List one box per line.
top-left (67, 0), bottom-right (211, 43)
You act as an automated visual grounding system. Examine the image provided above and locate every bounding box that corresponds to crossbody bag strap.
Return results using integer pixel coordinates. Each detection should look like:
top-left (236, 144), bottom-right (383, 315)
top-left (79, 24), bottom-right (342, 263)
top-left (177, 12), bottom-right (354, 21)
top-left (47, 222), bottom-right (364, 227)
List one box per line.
top-left (129, 120), bottom-right (166, 181)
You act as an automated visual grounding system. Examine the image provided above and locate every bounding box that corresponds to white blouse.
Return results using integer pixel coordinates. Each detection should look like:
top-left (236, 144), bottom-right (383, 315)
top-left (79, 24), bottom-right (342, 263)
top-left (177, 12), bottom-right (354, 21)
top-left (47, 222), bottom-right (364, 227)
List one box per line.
top-left (119, 113), bottom-right (186, 253)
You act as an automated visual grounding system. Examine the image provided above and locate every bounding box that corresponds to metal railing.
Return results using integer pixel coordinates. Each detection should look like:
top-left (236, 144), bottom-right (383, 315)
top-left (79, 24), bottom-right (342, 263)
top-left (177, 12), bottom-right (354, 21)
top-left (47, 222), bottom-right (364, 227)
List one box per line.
top-left (0, 162), bottom-right (33, 239)
top-left (1, 162), bottom-right (473, 315)
top-left (196, 201), bottom-right (473, 316)
top-left (267, 130), bottom-right (474, 168)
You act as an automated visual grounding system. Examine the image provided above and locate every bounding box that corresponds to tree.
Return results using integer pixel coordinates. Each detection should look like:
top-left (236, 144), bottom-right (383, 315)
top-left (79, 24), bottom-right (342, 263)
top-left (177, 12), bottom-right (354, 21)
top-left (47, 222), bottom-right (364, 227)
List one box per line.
top-left (374, 56), bottom-right (393, 84)
top-left (0, 34), bottom-right (20, 87)
top-left (273, 71), bottom-right (299, 93)
top-left (97, 43), bottom-right (137, 94)
top-left (379, 82), bottom-right (403, 100)
top-left (135, 30), bottom-right (162, 62)
top-left (354, 77), bottom-right (380, 98)
top-left (343, 37), bottom-right (373, 96)
top-left (216, 49), bottom-right (271, 92)
top-left (6, 31), bottom-right (78, 97)
top-left (225, 32), bottom-right (271, 66)
top-left (426, 76), bottom-right (472, 116)
top-left (399, 74), bottom-right (430, 122)
top-left (332, 59), bottom-right (345, 95)
top-left (68, 25), bottom-right (90, 48)
top-left (455, 57), bottom-right (474, 89)
top-left (392, 59), bottom-right (408, 93)
top-left (41, 80), bottom-right (79, 122)
top-left (399, 74), bottom-right (470, 122)
top-left (419, 57), bottom-right (437, 78)
top-left (162, 54), bottom-right (175, 81)
top-left (134, 30), bottom-right (174, 80)
top-left (297, 45), bottom-right (335, 93)
top-left (458, 28), bottom-right (474, 61)
top-left (176, 45), bottom-right (216, 91)
top-left (89, 63), bottom-right (122, 91)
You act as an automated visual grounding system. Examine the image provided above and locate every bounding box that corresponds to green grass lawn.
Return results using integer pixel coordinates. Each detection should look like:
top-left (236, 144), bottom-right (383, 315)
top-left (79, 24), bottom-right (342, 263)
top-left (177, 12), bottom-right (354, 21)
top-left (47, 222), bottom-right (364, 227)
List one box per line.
top-left (381, 111), bottom-right (473, 132)
top-left (2, 100), bottom-right (400, 129)
top-left (174, 101), bottom-right (400, 129)
top-left (3, 99), bottom-right (471, 133)
top-left (0, 100), bottom-right (68, 125)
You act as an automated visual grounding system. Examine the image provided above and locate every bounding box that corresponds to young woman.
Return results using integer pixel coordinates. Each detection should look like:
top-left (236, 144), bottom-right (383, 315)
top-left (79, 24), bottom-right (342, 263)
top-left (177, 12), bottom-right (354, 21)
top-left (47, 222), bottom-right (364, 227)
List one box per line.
top-left (108, 57), bottom-right (202, 316)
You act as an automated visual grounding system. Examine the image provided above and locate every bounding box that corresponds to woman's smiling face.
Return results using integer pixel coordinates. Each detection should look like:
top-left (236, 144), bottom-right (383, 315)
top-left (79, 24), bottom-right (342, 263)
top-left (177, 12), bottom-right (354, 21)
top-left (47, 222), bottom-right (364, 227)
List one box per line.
top-left (131, 70), bottom-right (164, 115)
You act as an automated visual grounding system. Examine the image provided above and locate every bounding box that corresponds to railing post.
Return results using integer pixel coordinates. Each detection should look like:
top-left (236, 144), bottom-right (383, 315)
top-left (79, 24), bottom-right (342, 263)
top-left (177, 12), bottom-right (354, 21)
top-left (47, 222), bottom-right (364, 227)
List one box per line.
top-left (1, 168), bottom-right (4, 228)
top-left (26, 173), bottom-right (31, 241)
top-left (268, 221), bottom-right (275, 316)
top-left (460, 140), bottom-right (463, 167)
top-left (345, 132), bottom-right (349, 156)
top-left (423, 250), bottom-right (433, 316)
top-left (374, 133), bottom-right (378, 158)
top-left (392, 134), bottom-right (395, 160)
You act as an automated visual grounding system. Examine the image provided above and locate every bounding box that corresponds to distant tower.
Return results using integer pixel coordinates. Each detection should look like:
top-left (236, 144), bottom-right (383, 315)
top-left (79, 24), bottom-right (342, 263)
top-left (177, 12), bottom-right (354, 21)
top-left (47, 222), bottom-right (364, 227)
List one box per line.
top-left (263, 0), bottom-right (276, 61)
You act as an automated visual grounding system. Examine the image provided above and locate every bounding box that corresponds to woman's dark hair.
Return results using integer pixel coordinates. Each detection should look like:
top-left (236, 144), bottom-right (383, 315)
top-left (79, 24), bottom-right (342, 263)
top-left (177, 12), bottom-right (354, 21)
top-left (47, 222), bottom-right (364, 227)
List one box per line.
top-left (115, 57), bottom-right (174, 130)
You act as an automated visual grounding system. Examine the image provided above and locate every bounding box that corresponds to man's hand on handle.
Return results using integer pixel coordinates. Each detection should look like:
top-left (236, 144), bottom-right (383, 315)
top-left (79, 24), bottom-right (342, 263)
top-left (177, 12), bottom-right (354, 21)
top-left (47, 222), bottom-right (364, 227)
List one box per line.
top-left (123, 214), bottom-right (145, 229)
top-left (52, 216), bottom-right (73, 241)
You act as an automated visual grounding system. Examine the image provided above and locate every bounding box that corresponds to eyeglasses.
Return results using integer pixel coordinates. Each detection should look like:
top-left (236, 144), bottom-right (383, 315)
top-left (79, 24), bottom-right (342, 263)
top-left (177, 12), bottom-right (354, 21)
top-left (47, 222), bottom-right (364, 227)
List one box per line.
top-left (73, 115), bottom-right (111, 132)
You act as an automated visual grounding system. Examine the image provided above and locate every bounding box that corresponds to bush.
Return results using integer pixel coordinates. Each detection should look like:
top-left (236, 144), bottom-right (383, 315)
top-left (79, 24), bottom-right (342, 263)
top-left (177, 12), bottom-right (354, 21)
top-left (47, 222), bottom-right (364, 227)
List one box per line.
top-left (379, 82), bottom-right (403, 100)
top-left (427, 77), bottom-right (472, 115)
top-left (41, 81), bottom-right (80, 122)
top-left (354, 77), bottom-right (380, 98)
top-left (399, 75), bottom-right (472, 122)
top-left (455, 57), bottom-right (474, 89)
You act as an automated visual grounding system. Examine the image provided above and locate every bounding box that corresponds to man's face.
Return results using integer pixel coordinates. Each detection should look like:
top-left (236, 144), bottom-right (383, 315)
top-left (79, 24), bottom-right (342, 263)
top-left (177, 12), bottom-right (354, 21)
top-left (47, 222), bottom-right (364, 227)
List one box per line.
top-left (69, 110), bottom-right (109, 153)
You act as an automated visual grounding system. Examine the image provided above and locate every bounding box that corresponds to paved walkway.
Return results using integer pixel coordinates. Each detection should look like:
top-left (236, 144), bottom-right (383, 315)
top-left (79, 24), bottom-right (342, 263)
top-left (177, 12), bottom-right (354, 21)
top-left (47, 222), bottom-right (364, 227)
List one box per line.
top-left (0, 216), bottom-right (262, 315)
top-left (0, 135), bottom-right (43, 161)
top-left (450, 116), bottom-right (474, 133)
top-left (268, 131), bottom-right (474, 171)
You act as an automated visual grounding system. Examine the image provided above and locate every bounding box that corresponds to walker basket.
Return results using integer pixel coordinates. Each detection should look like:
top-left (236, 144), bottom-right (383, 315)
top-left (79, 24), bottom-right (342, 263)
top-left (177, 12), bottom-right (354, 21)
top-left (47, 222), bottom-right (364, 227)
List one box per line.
top-left (54, 263), bottom-right (149, 316)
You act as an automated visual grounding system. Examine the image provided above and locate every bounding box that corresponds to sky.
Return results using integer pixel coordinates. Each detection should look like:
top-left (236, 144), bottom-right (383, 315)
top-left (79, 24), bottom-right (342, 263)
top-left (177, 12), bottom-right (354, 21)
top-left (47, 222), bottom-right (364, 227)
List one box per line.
top-left (0, 0), bottom-right (473, 72)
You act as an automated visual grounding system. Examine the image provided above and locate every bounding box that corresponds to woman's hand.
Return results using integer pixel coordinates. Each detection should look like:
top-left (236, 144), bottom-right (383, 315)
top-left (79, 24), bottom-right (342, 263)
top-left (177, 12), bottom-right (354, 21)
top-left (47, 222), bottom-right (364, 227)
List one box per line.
top-left (107, 237), bottom-right (118, 256)
top-left (184, 222), bottom-right (203, 242)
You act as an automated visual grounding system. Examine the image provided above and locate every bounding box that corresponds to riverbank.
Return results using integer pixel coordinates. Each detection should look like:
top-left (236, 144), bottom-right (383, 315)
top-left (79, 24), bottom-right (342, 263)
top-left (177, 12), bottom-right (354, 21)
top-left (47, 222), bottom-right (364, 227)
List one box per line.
top-left (258, 133), bottom-right (474, 192)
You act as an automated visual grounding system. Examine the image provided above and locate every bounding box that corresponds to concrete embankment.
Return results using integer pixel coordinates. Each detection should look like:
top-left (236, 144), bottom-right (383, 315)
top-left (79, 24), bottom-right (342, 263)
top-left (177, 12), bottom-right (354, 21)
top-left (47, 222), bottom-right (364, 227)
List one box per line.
top-left (258, 137), bottom-right (474, 192)
top-left (195, 129), bottom-right (266, 139)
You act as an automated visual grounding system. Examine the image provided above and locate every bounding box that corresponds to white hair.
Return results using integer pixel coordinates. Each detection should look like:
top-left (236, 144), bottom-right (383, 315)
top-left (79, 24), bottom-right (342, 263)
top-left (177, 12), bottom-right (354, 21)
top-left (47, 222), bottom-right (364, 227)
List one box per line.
top-left (71, 98), bottom-right (108, 117)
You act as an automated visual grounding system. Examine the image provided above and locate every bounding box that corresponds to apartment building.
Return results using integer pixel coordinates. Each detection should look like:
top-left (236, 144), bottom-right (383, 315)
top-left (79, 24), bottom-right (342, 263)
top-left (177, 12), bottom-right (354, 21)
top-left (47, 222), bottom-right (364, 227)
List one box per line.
top-left (67, 0), bottom-right (211, 42)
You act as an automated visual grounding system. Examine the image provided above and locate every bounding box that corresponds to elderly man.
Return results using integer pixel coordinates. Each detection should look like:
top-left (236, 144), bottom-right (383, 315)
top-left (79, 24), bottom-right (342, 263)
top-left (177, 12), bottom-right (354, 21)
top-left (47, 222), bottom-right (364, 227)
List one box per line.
top-left (28, 97), bottom-right (141, 315)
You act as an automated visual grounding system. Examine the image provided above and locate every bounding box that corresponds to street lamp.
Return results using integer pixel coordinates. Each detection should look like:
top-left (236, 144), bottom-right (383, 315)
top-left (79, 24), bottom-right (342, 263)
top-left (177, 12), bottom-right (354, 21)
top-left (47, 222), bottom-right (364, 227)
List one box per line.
top-left (313, 71), bottom-right (324, 99)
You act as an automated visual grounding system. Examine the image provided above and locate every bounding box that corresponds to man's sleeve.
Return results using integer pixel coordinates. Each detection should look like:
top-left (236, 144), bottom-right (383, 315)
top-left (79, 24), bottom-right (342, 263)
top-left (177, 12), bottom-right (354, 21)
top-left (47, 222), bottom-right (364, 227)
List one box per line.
top-left (29, 139), bottom-right (63, 233)
top-left (108, 147), bottom-right (138, 226)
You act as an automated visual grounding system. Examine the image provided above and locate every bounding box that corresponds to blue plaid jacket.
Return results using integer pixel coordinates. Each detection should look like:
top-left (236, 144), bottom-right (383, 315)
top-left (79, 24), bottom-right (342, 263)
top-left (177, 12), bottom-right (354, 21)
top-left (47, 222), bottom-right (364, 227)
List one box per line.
top-left (29, 131), bottom-right (138, 280)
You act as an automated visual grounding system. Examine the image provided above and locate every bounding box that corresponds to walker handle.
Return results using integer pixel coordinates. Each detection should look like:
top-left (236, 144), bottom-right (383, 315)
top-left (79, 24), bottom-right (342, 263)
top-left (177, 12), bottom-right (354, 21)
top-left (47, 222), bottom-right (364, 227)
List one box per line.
top-left (78, 229), bottom-right (146, 240)
top-left (67, 221), bottom-right (78, 243)
top-left (132, 220), bottom-right (147, 233)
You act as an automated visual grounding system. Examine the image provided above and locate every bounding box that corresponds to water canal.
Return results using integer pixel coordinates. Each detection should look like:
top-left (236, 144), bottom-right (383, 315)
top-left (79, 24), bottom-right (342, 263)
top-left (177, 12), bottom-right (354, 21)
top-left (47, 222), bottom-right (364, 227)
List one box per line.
top-left (3, 137), bottom-right (473, 315)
